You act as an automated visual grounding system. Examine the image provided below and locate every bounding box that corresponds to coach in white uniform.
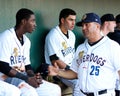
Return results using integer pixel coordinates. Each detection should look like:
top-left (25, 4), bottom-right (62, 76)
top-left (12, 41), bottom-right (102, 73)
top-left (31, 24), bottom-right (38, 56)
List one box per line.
top-left (45, 8), bottom-right (84, 96)
top-left (0, 8), bottom-right (61, 96)
top-left (48, 13), bottom-right (120, 96)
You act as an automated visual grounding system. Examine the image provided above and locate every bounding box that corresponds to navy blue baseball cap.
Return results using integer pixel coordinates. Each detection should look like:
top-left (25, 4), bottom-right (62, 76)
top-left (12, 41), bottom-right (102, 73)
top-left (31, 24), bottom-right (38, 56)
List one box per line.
top-left (116, 14), bottom-right (120, 23)
top-left (76, 13), bottom-right (101, 26)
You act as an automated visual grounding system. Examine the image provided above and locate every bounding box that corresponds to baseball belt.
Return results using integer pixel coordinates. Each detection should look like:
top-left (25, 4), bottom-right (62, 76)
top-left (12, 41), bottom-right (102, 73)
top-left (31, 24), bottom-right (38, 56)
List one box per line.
top-left (80, 89), bottom-right (107, 96)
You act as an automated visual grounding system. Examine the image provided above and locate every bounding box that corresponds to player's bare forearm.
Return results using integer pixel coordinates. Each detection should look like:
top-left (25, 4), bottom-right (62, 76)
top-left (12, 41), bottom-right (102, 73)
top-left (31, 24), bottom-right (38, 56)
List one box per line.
top-left (58, 69), bottom-right (77, 79)
top-left (48, 65), bottom-right (77, 79)
top-left (8, 68), bottom-right (18, 77)
top-left (52, 59), bottom-right (67, 69)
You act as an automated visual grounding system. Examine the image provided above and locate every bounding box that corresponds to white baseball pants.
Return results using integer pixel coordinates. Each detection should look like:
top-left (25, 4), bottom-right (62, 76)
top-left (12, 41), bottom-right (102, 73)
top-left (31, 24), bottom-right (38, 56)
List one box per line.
top-left (0, 80), bottom-right (20, 96)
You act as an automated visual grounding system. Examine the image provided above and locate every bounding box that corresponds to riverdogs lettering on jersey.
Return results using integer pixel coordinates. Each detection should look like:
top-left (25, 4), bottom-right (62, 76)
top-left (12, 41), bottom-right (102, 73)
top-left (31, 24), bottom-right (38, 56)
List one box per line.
top-left (61, 41), bottom-right (75, 57)
top-left (61, 47), bottom-right (75, 57)
top-left (77, 51), bottom-right (106, 66)
top-left (10, 47), bottom-right (26, 65)
top-left (9, 47), bottom-right (26, 72)
top-left (10, 55), bottom-right (26, 65)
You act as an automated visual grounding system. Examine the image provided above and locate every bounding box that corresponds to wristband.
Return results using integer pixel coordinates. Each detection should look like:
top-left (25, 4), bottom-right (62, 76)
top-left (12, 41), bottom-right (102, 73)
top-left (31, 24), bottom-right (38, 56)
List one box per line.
top-left (65, 65), bottom-right (70, 70)
top-left (50, 54), bottom-right (59, 61)
top-left (15, 72), bottom-right (29, 82)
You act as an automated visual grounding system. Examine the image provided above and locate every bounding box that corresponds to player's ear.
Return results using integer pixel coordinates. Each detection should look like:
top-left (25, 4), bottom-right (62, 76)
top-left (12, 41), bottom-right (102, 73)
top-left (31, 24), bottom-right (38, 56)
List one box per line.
top-left (96, 23), bottom-right (101, 29)
top-left (61, 18), bottom-right (65, 24)
top-left (21, 19), bottom-right (27, 25)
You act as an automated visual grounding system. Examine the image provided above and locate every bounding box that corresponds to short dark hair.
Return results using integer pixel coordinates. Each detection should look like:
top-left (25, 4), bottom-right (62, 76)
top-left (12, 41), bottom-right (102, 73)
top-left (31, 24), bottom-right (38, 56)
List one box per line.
top-left (59, 8), bottom-right (76, 23)
top-left (15, 8), bottom-right (34, 28)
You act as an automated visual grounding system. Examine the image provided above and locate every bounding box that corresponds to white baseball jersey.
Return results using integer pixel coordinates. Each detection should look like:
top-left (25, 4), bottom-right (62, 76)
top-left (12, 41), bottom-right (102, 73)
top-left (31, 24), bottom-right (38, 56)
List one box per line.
top-left (45, 25), bottom-right (75, 66)
top-left (0, 28), bottom-right (30, 80)
top-left (45, 25), bottom-right (85, 96)
top-left (71, 36), bottom-right (120, 92)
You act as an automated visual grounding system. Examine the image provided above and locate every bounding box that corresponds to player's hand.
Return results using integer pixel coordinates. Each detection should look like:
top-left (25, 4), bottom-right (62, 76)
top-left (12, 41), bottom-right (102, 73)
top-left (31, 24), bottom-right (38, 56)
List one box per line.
top-left (27, 76), bottom-right (39, 88)
top-left (35, 72), bottom-right (43, 85)
top-left (48, 64), bottom-right (59, 76)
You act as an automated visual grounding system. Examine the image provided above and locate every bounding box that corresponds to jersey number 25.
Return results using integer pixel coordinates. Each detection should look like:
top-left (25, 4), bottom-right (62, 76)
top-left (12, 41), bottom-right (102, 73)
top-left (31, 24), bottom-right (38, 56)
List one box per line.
top-left (90, 65), bottom-right (100, 76)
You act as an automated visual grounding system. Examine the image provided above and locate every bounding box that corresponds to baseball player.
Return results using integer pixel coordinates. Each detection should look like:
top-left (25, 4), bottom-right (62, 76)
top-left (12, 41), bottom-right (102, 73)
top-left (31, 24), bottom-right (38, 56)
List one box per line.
top-left (0, 80), bottom-right (20, 96)
top-left (48, 13), bottom-right (120, 96)
top-left (0, 8), bottom-right (61, 96)
top-left (45, 8), bottom-right (85, 96)
top-left (108, 14), bottom-right (120, 96)
top-left (100, 14), bottom-right (119, 96)
top-left (100, 13), bottom-right (116, 36)
top-left (108, 14), bottom-right (120, 44)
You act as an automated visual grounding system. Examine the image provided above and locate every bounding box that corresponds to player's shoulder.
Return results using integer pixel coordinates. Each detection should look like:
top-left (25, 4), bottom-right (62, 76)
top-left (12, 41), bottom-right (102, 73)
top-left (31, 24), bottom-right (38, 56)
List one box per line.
top-left (0, 28), bottom-right (13, 39)
top-left (23, 34), bottom-right (30, 43)
top-left (110, 39), bottom-right (120, 46)
top-left (68, 30), bottom-right (75, 36)
top-left (76, 41), bottom-right (85, 51)
top-left (46, 25), bottom-right (60, 38)
top-left (107, 36), bottom-right (120, 48)
top-left (49, 25), bottom-right (59, 34)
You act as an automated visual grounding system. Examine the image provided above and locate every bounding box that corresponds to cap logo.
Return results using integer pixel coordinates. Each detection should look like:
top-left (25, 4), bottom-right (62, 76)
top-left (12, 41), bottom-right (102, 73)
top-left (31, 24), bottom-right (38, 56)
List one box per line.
top-left (82, 14), bottom-right (87, 20)
top-left (95, 19), bottom-right (98, 21)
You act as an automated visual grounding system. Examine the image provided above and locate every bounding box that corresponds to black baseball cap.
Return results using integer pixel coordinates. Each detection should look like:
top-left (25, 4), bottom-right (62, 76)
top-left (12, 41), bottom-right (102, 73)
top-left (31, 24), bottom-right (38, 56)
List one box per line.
top-left (116, 14), bottom-right (120, 23)
top-left (101, 14), bottom-right (115, 24)
top-left (76, 13), bottom-right (101, 26)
